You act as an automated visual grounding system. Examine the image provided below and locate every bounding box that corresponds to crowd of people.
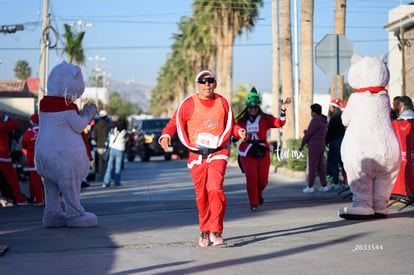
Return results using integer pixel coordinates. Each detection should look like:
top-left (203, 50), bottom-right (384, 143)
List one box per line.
top-left (299, 99), bottom-right (347, 193)
top-left (298, 95), bottom-right (414, 194)
top-left (0, 107), bottom-right (128, 207)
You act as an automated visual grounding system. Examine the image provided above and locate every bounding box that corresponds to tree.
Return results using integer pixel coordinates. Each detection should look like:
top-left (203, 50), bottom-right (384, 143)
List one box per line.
top-left (231, 84), bottom-right (250, 117)
top-left (299, 0), bottom-right (314, 137)
top-left (108, 92), bottom-right (142, 118)
top-left (14, 60), bottom-right (32, 80)
top-left (270, 0), bottom-right (280, 142)
top-left (193, 0), bottom-right (263, 102)
top-left (280, 0), bottom-right (295, 145)
top-left (330, 0), bottom-right (347, 100)
top-left (62, 24), bottom-right (85, 65)
top-left (150, 0), bottom-right (263, 116)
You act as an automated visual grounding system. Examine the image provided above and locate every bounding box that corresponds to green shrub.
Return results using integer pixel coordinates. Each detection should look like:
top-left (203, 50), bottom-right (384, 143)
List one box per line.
top-left (270, 139), bottom-right (308, 171)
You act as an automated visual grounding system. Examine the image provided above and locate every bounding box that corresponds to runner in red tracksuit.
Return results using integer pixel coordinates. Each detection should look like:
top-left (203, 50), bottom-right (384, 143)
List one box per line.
top-left (22, 114), bottom-right (44, 204)
top-left (159, 70), bottom-right (247, 247)
top-left (0, 111), bottom-right (28, 204)
top-left (235, 87), bottom-right (291, 211)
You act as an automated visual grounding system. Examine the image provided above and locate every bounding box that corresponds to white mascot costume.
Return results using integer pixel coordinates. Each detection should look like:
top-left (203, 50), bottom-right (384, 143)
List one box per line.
top-left (35, 61), bottom-right (98, 227)
top-left (339, 54), bottom-right (401, 220)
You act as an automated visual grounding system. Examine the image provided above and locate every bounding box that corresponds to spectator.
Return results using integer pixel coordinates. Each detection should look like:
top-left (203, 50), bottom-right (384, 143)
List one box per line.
top-left (103, 117), bottom-right (127, 187)
top-left (396, 96), bottom-right (414, 120)
top-left (0, 170), bottom-right (15, 207)
top-left (0, 111), bottom-right (29, 205)
top-left (159, 69), bottom-right (247, 247)
top-left (391, 95), bottom-right (414, 195)
top-left (81, 120), bottom-right (95, 188)
top-left (390, 96), bottom-right (401, 120)
top-left (21, 113), bottom-right (44, 204)
top-left (235, 87), bottom-right (291, 211)
top-left (325, 98), bottom-right (346, 189)
top-left (299, 104), bottom-right (329, 193)
top-left (93, 110), bottom-right (109, 180)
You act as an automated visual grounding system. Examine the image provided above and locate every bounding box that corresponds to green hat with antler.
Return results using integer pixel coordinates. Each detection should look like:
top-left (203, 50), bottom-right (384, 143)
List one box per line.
top-left (246, 87), bottom-right (261, 106)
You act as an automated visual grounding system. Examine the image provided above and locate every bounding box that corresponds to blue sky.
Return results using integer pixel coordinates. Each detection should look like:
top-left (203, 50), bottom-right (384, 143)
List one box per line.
top-left (0, 0), bottom-right (412, 95)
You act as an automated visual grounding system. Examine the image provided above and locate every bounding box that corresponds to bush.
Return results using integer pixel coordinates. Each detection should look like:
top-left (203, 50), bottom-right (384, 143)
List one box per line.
top-left (270, 139), bottom-right (308, 171)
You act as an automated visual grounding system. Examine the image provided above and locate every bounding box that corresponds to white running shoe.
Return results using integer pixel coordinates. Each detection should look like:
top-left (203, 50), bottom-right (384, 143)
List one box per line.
top-left (199, 232), bottom-right (210, 247)
top-left (302, 186), bottom-right (314, 193)
top-left (319, 186), bottom-right (331, 192)
top-left (209, 232), bottom-right (224, 246)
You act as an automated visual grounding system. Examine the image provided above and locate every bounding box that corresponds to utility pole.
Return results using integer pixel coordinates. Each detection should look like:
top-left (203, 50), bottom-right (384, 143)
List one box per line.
top-left (67, 19), bottom-right (94, 33)
top-left (88, 55), bottom-right (106, 106)
top-left (38, 0), bottom-right (49, 102)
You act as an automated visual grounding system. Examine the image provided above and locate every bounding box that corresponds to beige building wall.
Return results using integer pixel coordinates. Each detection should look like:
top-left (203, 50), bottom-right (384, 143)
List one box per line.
top-left (386, 5), bottom-right (414, 101)
top-left (0, 97), bottom-right (36, 117)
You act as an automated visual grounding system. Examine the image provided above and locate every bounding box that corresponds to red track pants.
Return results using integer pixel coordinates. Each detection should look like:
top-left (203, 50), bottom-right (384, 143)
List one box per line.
top-left (0, 161), bottom-right (27, 203)
top-left (189, 158), bottom-right (227, 234)
top-left (240, 152), bottom-right (271, 206)
top-left (29, 171), bottom-right (44, 204)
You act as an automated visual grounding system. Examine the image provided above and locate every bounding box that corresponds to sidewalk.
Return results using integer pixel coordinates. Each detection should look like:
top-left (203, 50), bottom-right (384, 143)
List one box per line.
top-left (1, 159), bottom-right (413, 275)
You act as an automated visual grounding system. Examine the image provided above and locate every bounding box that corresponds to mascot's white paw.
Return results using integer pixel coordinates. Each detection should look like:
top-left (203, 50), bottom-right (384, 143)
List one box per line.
top-left (338, 207), bottom-right (375, 220)
top-left (67, 212), bottom-right (98, 228)
top-left (43, 214), bottom-right (67, 228)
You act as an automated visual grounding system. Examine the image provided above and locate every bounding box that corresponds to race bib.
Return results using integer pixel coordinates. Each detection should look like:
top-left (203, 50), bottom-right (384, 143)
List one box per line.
top-left (196, 133), bottom-right (219, 149)
top-left (246, 120), bottom-right (259, 133)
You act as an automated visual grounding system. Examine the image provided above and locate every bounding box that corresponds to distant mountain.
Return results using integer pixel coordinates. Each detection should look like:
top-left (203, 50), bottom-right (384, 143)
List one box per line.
top-left (108, 80), bottom-right (153, 112)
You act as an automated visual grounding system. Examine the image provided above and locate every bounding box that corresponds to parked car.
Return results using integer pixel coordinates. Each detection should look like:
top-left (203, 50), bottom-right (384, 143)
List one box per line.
top-left (126, 118), bottom-right (187, 162)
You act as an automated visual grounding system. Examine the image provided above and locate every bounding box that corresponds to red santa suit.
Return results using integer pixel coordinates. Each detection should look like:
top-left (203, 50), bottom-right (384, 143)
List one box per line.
top-left (237, 114), bottom-right (286, 206)
top-left (160, 93), bottom-right (244, 234)
top-left (22, 114), bottom-right (44, 204)
top-left (0, 115), bottom-right (27, 203)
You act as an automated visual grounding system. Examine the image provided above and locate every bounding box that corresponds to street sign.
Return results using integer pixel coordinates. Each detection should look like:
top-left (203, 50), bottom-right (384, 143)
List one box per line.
top-left (315, 34), bottom-right (354, 75)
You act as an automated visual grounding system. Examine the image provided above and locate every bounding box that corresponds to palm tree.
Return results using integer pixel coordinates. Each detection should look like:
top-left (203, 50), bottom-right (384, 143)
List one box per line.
top-left (270, 0), bottom-right (280, 142)
top-left (62, 24), bottom-right (85, 65)
top-left (299, 0), bottom-right (314, 137)
top-left (280, 0), bottom-right (295, 145)
top-left (14, 60), bottom-right (32, 80)
top-left (150, 15), bottom-right (215, 116)
top-left (330, 0), bottom-right (347, 100)
top-left (193, 0), bottom-right (263, 102)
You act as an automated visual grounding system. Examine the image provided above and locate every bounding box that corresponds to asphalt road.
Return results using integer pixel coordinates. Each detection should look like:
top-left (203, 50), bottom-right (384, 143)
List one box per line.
top-left (1, 157), bottom-right (413, 275)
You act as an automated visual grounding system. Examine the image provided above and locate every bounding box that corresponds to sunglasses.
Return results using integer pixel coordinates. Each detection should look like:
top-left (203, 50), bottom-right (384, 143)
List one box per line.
top-left (197, 77), bottom-right (215, 84)
top-left (248, 106), bottom-right (259, 109)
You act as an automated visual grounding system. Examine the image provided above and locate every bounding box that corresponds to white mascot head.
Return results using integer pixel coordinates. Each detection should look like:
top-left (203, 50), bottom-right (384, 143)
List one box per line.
top-left (47, 61), bottom-right (85, 100)
top-left (347, 54), bottom-right (389, 89)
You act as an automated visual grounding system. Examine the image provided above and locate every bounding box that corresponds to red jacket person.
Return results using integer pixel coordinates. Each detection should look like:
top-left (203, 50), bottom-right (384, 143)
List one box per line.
top-left (235, 87), bottom-right (291, 211)
top-left (159, 69), bottom-right (247, 247)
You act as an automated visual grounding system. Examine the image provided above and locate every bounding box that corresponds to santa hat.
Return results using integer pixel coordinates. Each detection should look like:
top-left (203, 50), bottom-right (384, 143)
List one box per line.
top-left (30, 113), bottom-right (39, 125)
top-left (330, 98), bottom-right (342, 108)
top-left (195, 69), bottom-right (216, 83)
top-left (246, 87), bottom-right (261, 106)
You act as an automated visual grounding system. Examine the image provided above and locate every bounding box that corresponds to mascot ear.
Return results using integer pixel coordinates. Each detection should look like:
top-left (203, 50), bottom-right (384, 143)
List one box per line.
top-left (351, 54), bottom-right (363, 65)
top-left (379, 54), bottom-right (388, 64)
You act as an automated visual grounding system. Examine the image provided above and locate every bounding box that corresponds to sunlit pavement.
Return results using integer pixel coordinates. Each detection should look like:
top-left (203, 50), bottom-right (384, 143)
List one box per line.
top-left (1, 158), bottom-right (413, 275)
